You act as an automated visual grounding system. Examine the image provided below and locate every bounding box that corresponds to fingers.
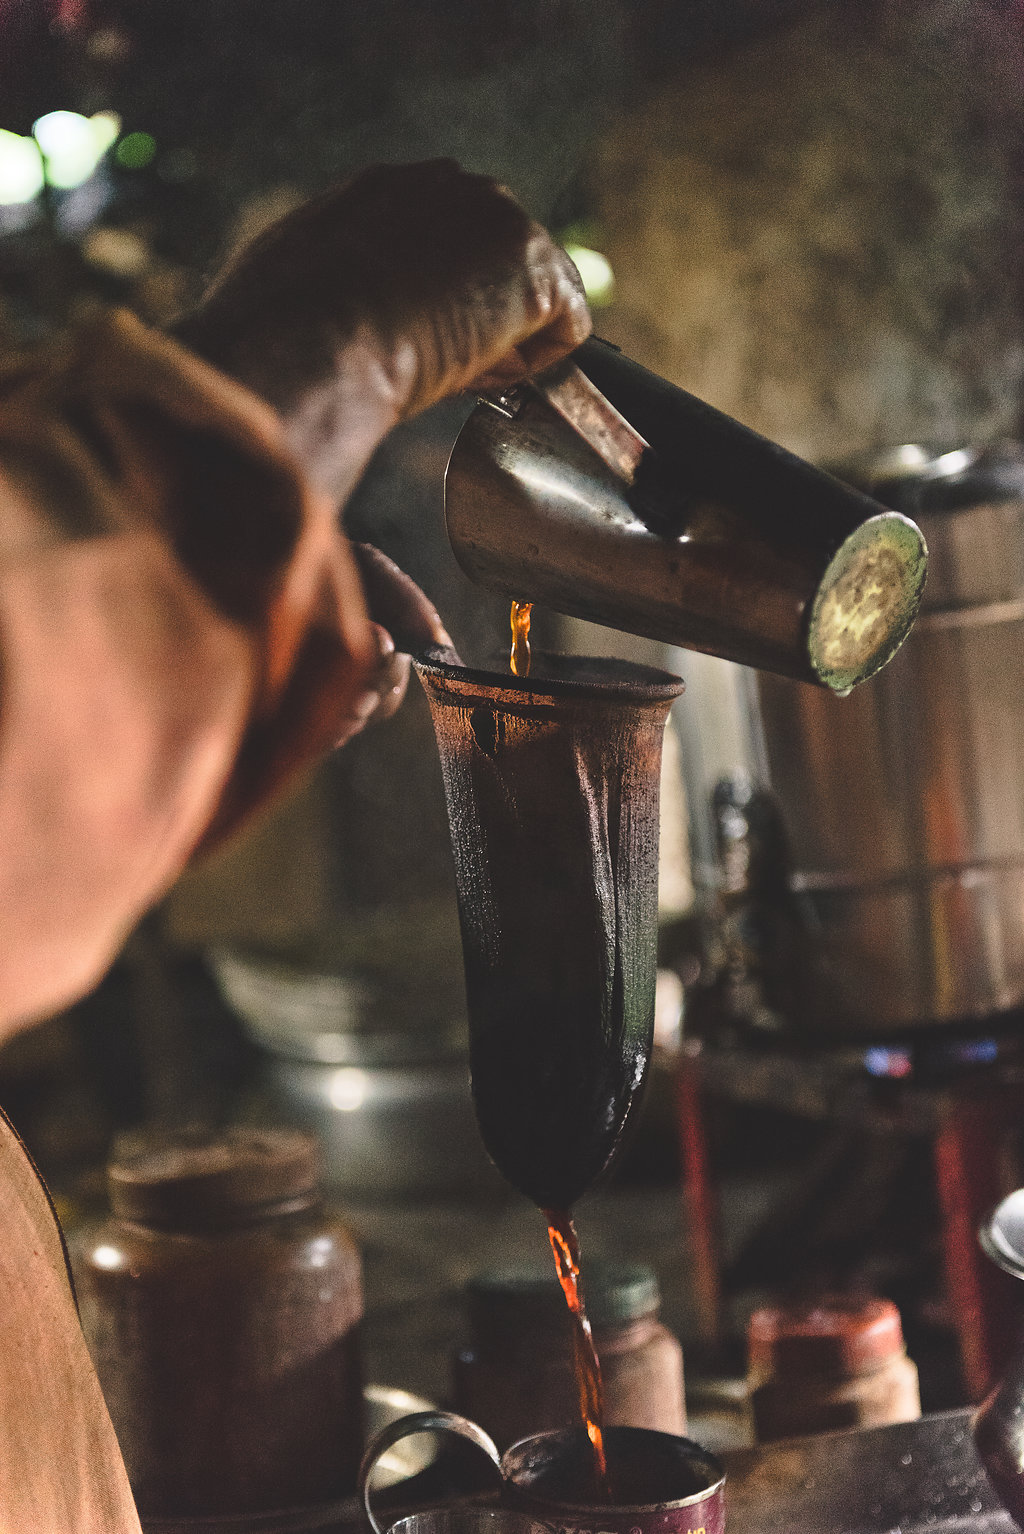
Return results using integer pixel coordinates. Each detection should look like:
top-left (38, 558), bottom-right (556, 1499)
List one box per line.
top-left (515, 239), bottom-right (593, 373)
top-left (334, 622), bottom-right (410, 748)
top-left (316, 163), bottom-right (592, 417)
top-left (469, 240), bottom-right (592, 394)
top-left (183, 160), bottom-right (593, 464)
top-left (349, 542), bottom-right (452, 655)
top-left (333, 542), bottom-right (456, 747)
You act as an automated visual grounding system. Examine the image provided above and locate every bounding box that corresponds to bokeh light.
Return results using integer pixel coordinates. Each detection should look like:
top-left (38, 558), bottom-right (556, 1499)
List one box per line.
top-left (564, 242), bottom-right (615, 308)
top-left (33, 110), bottom-right (118, 190)
top-left (0, 131), bottom-right (45, 204)
top-left (115, 132), bottom-right (157, 170)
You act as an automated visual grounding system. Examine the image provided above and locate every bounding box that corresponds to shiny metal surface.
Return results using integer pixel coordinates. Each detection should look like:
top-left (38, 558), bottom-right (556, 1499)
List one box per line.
top-left (980, 1190), bottom-right (1024, 1281)
top-left (974, 1209), bottom-right (1024, 1526)
top-left (386, 1513), bottom-right (553, 1534)
top-left (361, 1410), bottom-right (501, 1534)
top-left (756, 442), bottom-right (1024, 1035)
top-left (724, 1408), bottom-right (1011, 1533)
top-left (210, 950), bottom-right (465, 1067)
top-left (141, 1386), bottom-right (442, 1533)
top-left (257, 1051), bottom-right (501, 1198)
top-left (447, 340), bottom-right (926, 692)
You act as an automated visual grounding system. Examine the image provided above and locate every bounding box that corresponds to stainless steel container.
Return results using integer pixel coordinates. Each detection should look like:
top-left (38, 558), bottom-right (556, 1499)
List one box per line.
top-left (446, 341), bottom-right (927, 693)
top-left (757, 443), bottom-right (1024, 1037)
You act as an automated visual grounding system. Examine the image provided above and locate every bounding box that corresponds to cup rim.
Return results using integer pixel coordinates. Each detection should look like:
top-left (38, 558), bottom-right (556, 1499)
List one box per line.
top-left (500, 1426), bottom-right (726, 1515)
top-left (414, 648), bottom-right (684, 707)
top-left (388, 1511), bottom-right (556, 1534)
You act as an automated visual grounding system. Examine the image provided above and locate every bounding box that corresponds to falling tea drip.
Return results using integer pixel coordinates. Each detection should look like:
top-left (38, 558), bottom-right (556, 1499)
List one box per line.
top-left (510, 601), bottom-right (533, 677)
top-left (546, 1210), bottom-right (610, 1499)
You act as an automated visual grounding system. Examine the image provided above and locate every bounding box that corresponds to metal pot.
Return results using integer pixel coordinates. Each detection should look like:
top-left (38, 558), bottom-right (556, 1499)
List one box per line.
top-left (757, 442), bottom-right (1024, 1036)
top-left (212, 951), bottom-right (500, 1197)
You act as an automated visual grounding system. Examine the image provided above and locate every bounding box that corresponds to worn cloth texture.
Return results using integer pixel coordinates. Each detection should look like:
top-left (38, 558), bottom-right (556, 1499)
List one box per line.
top-left (0, 307), bottom-right (374, 1038)
top-left (0, 308), bottom-right (374, 1533)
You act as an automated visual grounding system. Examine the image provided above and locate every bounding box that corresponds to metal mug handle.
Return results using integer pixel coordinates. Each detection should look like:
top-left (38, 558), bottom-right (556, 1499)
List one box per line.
top-left (359, 1410), bottom-right (503, 1534)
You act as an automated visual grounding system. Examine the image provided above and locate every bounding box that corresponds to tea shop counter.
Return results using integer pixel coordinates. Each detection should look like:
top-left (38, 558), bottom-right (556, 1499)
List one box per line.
top-left (723, 1408), bottom-right (1013, 1533)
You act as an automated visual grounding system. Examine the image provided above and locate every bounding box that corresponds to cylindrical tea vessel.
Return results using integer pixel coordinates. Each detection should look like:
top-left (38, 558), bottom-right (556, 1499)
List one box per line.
top-left (502, 1425), bottom-right (725, 1534)
top-left (757, 442), bottom-right (1024, 1035)
top-left (446, 339), bottom-right (927, 693)
top-left (415, 651), bottom-right (684, 1209)
top-left (73, 1127), bottom-right (364, 1516)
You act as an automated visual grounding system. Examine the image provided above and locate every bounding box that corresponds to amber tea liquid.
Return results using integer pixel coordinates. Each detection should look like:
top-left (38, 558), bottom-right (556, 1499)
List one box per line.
top-left (546, 1208), bottom-right (611, 1499)
top-left (508, 602), bottom-right (610, 1496)
top-left (510, 600), bottom-right (532, 677)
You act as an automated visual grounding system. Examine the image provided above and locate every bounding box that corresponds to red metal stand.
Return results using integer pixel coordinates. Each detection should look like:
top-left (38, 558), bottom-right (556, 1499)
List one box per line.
top-left (933, 1080), bottom-right (1024, 1400)
top-left (674, 1042), bottom-right (1024, 1397)
top-left (674, 1042), bottom-right (724, 1349)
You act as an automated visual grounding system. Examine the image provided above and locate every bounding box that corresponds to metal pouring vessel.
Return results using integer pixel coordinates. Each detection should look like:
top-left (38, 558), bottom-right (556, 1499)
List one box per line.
top-left (445, 338), bottom-right (927, 693)
top-left (973, 1191), bottom-right (1024, 1527)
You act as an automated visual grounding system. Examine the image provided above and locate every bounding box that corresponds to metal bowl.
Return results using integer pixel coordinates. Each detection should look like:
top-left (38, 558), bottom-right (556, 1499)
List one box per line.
top-left (142, 1385), bottom-right (441, 1533)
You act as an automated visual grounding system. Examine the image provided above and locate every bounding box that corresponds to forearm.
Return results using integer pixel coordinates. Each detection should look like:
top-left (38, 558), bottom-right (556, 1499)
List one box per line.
top-left (174, 306), bottom-right (406, 506)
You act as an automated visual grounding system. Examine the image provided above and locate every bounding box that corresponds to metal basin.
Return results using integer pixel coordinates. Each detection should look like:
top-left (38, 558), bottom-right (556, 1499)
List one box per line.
top-left (142, 1386), bottom-right (441, 1533)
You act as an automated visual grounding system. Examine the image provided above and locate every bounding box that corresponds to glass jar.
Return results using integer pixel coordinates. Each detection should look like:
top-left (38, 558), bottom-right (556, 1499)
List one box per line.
top-left (747, 1296), bottom-right (921, 1443)
top-left (453, 1261), bottom-right (685, 1450)
top-left (73, 1126), bottom-right (364, 1517)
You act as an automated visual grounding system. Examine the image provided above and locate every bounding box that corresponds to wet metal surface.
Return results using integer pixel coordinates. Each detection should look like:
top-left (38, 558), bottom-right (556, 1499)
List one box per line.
top-left (447, 340), bottom-right (926, 691)
top-left (724, 1409), bottom-right (1015, 1533)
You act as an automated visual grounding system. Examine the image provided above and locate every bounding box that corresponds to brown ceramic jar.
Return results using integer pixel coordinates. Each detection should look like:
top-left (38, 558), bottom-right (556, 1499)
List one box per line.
top-left (453, 1262), bottom-right (686, 1450)
top-left (747, 1296), bottom-right (921, 1443)
top-left (73, 1127), bottom-right (364, 1517)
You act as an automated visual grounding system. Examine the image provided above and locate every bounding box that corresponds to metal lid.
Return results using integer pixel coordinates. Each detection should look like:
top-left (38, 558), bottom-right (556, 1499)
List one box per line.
top-left (979, 1188), bottom-right (1024, 1281)
top-left (835, 442), bottom-right (1024, 517)
top-left (108, 1126), bottom-right (321, 1230)
top-left (747, 1297), bottom-right (906, 1381)
top-left (466, 1260), bottom-right (662, 1334)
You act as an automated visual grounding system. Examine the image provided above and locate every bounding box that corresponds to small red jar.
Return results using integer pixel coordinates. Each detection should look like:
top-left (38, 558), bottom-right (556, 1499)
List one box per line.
top-left (73, 1127), bottom-right (364, 1517)
top-left (747, 1295), bottom-right (921, 1443)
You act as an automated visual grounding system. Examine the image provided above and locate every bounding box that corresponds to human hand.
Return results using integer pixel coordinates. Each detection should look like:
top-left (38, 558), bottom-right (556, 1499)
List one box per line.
top-left (334, 542), bottom-right (455, 745)
top-left (178, 160), bottom-right (592, 497)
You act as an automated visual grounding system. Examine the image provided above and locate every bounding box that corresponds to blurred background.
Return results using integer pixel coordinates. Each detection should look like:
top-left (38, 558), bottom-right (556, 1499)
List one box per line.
top-left (3, 0), bottom-right (1024, 1448)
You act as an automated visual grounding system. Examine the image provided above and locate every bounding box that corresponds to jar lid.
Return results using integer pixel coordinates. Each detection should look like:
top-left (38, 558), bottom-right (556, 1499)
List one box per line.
top-left (108, 1127), bottom-right (321, 1229)
top-left (466, 1260), bottom-right (661, 1334)
top-left (835, 442), bottom-right (1024, 517)
top-left (747, 1296), bottom-right (906, 1381)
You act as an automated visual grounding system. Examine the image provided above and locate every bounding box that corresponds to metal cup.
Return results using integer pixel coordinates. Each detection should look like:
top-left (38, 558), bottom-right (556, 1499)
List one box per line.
top-left (360, 1411), bottom-right (505, 1534)
top-left (446, 338), bottom-right (927, 694)
top-left (389, 1514), bottom-right (555, 1534)
top-left (360, 1411), bottom-right (726, 1534)
top-left (502, 1426), bottom-right (725, 1534)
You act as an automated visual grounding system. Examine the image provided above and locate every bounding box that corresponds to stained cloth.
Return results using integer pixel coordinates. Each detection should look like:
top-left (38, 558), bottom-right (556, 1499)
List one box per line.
top-left (0, 306), bottom-right (375, 1532)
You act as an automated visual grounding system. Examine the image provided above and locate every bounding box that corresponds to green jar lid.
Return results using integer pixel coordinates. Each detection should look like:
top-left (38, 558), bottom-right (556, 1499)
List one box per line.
top-left (466, 1259), bottom-right (661, 1335)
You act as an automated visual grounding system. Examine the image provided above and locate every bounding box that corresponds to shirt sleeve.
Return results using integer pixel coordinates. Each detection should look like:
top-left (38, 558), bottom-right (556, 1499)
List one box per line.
top-left (0, 307), bottom-right (374, 1036)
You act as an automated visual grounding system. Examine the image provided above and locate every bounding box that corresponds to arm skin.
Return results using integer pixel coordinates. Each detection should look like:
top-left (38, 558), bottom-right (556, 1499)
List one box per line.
top-left (0, 161), bottom-right (590, 1040)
